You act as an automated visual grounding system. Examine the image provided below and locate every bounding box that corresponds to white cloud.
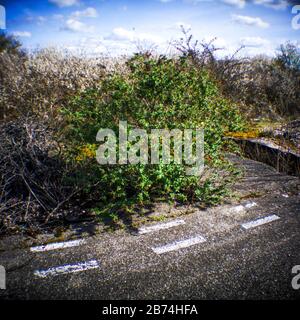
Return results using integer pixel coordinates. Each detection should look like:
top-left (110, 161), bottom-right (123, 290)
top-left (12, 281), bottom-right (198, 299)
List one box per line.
top-left (62, 19), bottom-right (94, 33)
top-left (195, 0), bottom-right (289, 9)
top-left (241, 45), bottom-right (277, 57)
top-left (159, 0), bottom-right (174, 2)
top-left (106, 27), bottom-right (135, 41)
top-left (253, 0), bottom-right (289, 10)
top-left (105, 27), bottom-right (163, 44)
top-left (232, 14), bottom-right (270, 28)
top-left (222, 0), bottom-right (246, 8)
top-left (236, 36), bottom-right (282, 57)
top-left (12, 31), bottom-right (32, 37)
top-left (53, 14), bottom-right (64, 20)
top-left (71, 7), bottom-right (98, 19)
top-left (73, 36), bottom-right (136, 56)
top-left (185, 0), bottom-right (289, 9)
top-left (49, 0), bottom-right (80, 8)
top-left (239, 36), bottom-right (270, 47)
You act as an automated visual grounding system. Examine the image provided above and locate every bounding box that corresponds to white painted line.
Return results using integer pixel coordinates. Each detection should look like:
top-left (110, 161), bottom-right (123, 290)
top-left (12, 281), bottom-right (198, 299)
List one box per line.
top-left (30, 239), bottom-right (85, 252)
top-left (244, 201), bottom-right (257, 209)
top-left (230, 205), bottom-right (245, 213)
top-left (34, 260), bottom-right (100, 278)
top-left (241, 214), bottom-right (280, 230)
top-left (138, 219), bottom-right (185, 235)
top-left (152, 235), bottom-right (206, 254)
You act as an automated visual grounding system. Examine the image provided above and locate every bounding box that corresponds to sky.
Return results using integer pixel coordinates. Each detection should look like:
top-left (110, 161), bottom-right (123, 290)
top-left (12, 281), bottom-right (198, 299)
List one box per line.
top-left (1, 0), bottom-right (299, 57)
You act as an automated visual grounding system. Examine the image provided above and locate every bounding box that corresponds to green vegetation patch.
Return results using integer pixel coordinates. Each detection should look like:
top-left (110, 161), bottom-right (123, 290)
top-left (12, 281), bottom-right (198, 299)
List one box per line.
top-left (61, 54), bottom-right (244, 218)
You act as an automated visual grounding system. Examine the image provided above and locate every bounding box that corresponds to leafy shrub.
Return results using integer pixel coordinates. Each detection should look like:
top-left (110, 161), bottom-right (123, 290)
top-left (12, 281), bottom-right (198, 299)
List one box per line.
top-left (62, 54), bottom-right (244, 216)
top-left (173, 29), bottom-right (300, 119)
top-left (0, 32), bottom-right (25, 57)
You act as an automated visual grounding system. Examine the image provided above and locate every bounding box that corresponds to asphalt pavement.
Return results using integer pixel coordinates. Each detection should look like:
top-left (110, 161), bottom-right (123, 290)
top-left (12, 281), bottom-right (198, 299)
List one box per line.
top-left (1, 155), bottom-right (300, 299)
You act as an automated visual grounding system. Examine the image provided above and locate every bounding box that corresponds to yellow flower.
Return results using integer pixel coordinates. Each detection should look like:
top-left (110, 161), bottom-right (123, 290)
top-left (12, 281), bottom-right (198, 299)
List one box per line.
top-left (76, 144), bottom-right (97, 162)
top-left (224, 130), bottom-right (260, 139)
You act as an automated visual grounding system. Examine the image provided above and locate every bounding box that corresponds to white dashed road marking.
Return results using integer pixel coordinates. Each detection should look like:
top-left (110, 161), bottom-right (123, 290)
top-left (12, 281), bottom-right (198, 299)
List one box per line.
top-left (152, 235), bottom-right (206, 254)
top-left (30, 239), bottom-right (85, 252)
top-left (230, 205), bottom-right (245, 213)
top-left (138, 219), bottom-right (185, 235)
top-left (241, 214), bottom-right (280, 230)
top-left (244, 201), bottom-right (257, 209)
top-left (34, 260), bottom-right (100, 278)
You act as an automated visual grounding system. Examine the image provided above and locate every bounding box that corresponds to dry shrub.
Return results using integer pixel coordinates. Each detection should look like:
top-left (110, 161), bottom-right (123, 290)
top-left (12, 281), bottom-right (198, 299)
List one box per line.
top-left (0, 116), bottom-right (72, 234)
top-left (0, 48), bottom-right (108, 121)
top-left (0, 45), bottom-right (128, 234)
top-left (173, 29), bottom-right (300, 120)
top-left (215, 56), bottom-right (300, 119)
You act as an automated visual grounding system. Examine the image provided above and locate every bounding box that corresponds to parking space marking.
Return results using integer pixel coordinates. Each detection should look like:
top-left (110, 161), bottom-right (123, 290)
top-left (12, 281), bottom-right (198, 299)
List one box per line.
top-left (138, 219), bottom-right (185, 235)
top-left (34, 260), bottom-right (100, 278)
top-left (241, 214), bottom-right (280, 230)
top-left (152, 235), bottom-right (206, 254)
top-left (31, 239), bottom-right (85, 252)
top-left (244, 201), bottom-right (257, 209)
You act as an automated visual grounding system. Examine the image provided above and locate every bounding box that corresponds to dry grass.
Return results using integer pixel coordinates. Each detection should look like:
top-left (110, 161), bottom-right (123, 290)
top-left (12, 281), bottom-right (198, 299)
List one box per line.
top-left (0, 48), bottom-right (110, 121)
top-left (215, 56), bottom-right (300, 119)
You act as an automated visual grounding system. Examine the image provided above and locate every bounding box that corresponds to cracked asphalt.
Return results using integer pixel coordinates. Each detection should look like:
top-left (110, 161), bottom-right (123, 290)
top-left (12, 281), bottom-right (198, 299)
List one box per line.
top-left (0, 155), bottom-right (300, 300)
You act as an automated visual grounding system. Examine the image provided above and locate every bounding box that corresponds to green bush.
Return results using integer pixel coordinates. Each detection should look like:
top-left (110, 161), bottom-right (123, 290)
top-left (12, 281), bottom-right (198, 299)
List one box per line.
top-left (62, 54), bottom-right (244, 216)
top-left (0, 32), bottom-right (25, 56)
